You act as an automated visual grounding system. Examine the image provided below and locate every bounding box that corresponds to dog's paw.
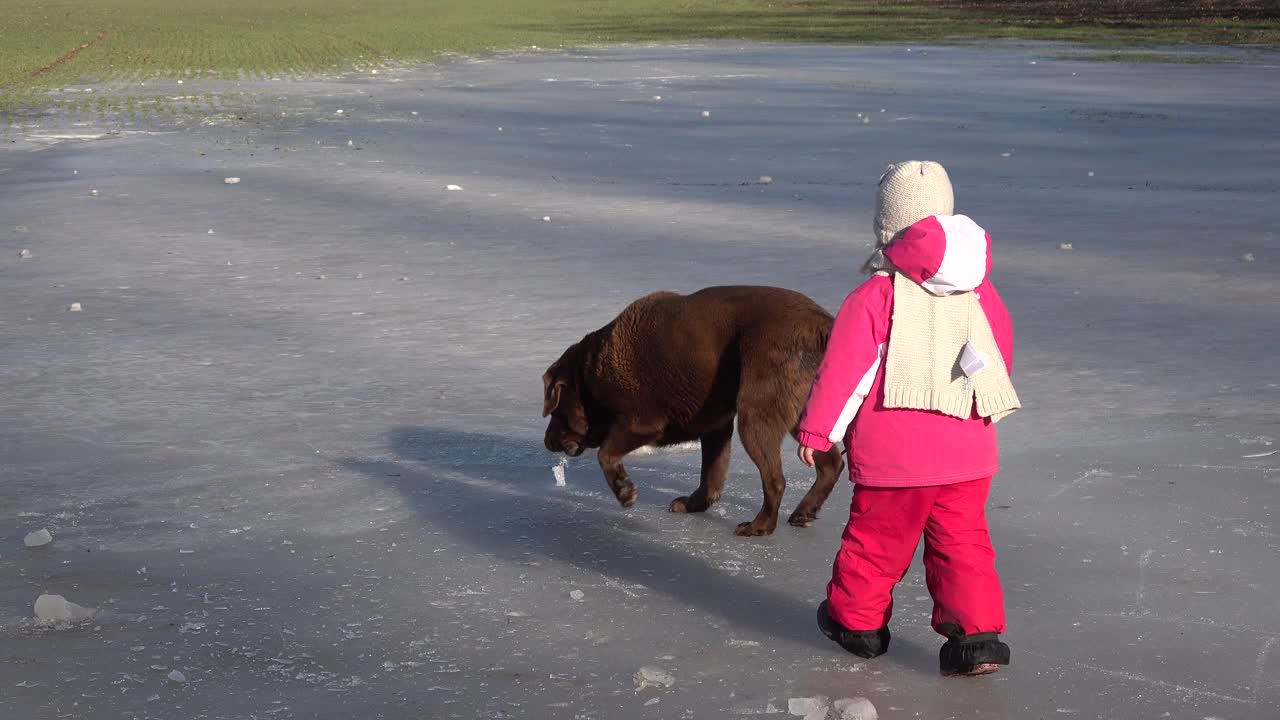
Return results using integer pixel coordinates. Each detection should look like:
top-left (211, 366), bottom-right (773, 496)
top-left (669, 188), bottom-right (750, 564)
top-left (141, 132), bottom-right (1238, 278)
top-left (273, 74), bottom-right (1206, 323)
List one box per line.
top-left (670, 495), bottom-right (710, 513)
top-left (787, 510), bottom-right (817, 528)
top-left (669, 496), bottom-right (691, 513)
top-left (616, 485), bottom-right (638, 508)
top-left (734, 520), bottom-right (776, 537)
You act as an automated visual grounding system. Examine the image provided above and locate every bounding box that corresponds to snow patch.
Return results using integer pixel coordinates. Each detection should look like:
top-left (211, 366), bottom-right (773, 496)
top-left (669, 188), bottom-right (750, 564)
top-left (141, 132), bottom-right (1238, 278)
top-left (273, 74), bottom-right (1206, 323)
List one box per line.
top-left (34, 594), bottom-right (95, 625)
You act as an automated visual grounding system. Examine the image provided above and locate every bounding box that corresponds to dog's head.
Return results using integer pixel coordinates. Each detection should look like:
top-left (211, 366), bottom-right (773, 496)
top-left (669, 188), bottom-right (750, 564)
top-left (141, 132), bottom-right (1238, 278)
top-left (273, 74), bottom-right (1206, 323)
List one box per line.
top-left (541, 344), bottom-right (600, 457)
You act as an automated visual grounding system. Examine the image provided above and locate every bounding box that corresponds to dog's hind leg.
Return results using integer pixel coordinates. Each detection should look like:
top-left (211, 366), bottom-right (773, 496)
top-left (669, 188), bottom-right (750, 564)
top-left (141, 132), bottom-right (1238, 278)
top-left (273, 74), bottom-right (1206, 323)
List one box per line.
top-left (788, 445), bottom-right (845, 527)
top-left (670, 422), bottom-right (734, 514)
top-left (734, 410), bottom-right (789, 537)
top-left (597, 424), bottom-right (661, 508)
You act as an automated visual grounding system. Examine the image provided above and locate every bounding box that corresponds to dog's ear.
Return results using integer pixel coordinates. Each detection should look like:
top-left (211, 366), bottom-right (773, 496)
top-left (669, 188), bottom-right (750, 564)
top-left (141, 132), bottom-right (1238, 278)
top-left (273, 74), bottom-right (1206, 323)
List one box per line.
top-left (542, 370), bottom-right (566, 417)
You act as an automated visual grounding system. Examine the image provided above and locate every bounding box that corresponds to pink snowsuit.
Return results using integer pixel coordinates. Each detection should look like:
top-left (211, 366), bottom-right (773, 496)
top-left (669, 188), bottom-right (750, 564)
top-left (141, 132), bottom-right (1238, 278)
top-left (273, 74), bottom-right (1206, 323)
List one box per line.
top-left (797, 214), bottom-right (1013, 637)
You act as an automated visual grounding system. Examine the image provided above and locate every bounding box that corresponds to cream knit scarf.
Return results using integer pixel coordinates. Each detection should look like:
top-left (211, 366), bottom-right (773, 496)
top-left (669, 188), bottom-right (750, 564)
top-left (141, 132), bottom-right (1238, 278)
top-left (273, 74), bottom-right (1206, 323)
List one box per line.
top-left (882, 273), bottom-right (1020, 422)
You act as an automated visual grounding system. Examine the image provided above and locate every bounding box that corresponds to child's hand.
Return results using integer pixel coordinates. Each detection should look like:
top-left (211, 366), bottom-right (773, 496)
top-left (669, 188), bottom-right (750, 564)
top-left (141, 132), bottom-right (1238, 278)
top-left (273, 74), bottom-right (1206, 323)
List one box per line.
top-left (797, 446), bottom-right (817, 468)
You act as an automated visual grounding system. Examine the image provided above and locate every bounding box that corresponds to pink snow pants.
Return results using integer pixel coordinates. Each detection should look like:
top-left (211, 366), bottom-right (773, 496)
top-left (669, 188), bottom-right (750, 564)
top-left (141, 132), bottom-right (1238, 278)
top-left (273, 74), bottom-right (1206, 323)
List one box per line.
top-left (826, 476), bottom-right (1006, 637)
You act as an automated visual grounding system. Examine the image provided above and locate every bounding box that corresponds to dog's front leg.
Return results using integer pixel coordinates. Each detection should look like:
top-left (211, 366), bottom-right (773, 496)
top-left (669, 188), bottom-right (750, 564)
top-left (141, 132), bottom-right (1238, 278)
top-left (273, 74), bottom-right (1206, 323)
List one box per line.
top-left (597, 424), bottom-right (660, 508)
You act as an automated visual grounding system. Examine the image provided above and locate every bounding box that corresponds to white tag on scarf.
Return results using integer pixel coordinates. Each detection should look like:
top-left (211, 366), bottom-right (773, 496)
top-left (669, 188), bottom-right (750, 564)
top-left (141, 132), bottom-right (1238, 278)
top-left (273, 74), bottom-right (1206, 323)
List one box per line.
top-left (959, 341), bottom-right (988, 378)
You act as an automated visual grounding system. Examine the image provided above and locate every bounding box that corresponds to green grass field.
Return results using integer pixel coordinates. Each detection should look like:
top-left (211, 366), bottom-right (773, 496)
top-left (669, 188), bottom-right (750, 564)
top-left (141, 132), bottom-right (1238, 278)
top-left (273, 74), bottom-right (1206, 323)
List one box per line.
top-left (2, 0), bottom-right (1277, 114)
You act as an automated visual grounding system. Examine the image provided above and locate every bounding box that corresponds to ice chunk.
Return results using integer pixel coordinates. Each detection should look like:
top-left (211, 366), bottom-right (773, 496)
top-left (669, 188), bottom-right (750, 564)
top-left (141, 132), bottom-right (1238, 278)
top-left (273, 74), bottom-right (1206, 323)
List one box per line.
top-left (644, 697), bottom-right (660, 706)
top-left (445, 184), bottom-right (463, 191)
top-left (758, 175), bottom-right (773, 185)
top-left (223, 177), bottom-right (240, 184)
top-left (634, 666), bottom-right (675, 689)
top-left (90, 189), bottom-right (99, 196)
top-left (701, 110), bottom-right (711, 118)
top-left (34, 594), bottom-right (95, 624)
top-left (1059, 243), bottom-right (1074, 251)
top-left (542, 216), bottom-right (552, 222)
top-left (67, 302), bottom-right (82, 312)
top-left (24, 528), bottom-right (52, 547)
top-left (1242, 252), bottom-right (1255, 262)
top-left (18, 249), bottom-right (32, 259)
top-left (552, 456), bottom-right (568, 487)
top-left (569, 589), bottom-right (585, 601)
top-left (167, 670), bottom-right (187, 683)
top-left (834, 697), bottom-right (878, 720)
top-left (788, 696), bottom-right (829, 720)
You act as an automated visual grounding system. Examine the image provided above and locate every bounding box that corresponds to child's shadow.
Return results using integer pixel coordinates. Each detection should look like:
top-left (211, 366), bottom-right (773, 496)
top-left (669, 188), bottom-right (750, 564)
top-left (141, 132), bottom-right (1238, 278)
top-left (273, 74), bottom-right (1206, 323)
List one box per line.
top-left (338, 425), bottom-right (935, 673)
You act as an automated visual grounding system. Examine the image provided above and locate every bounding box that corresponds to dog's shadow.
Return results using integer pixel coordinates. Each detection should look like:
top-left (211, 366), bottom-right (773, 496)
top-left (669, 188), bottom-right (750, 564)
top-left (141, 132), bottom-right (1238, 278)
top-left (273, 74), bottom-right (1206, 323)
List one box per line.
top-left (339, 425), bottom-right (935, 671)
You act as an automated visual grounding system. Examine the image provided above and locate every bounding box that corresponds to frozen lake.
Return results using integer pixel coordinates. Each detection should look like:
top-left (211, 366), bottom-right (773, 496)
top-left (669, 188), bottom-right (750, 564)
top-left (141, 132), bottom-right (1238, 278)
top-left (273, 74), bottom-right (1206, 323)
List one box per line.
top-left (2, 41), bottom-right (1278, 719)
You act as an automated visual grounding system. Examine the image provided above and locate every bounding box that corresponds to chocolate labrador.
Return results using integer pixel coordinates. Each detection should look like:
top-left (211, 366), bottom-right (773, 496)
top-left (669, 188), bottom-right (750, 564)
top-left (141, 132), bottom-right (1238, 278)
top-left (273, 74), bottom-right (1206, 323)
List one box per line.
top-left (541, 286), bottom-right (846, 536)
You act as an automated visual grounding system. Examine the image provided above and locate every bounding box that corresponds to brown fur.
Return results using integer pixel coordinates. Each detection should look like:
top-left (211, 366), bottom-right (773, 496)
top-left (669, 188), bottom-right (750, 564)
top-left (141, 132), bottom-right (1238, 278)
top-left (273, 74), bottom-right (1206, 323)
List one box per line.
top-left (542, 286), bottom-right (846, 536)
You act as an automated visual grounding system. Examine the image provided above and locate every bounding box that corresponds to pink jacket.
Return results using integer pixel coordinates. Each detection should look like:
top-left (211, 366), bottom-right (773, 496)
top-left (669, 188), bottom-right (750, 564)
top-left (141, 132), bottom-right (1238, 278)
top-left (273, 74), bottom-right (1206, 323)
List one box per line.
top-left (797, 215), bottom-right (1015, 487)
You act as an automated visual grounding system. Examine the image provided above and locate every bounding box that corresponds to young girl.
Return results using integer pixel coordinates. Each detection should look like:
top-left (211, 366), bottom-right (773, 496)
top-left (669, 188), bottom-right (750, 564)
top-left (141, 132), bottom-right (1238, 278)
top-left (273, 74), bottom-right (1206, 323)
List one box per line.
top-left (796, 160), bottom-right (1020, 677)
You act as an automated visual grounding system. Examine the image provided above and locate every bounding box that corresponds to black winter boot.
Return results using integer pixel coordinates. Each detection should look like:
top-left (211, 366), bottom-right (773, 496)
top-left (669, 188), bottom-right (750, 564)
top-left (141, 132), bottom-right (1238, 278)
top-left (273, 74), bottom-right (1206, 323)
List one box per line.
top-left (938, 630), bottom-right (1011, 676)
top-left (816, 600), bottom-right (890, 659)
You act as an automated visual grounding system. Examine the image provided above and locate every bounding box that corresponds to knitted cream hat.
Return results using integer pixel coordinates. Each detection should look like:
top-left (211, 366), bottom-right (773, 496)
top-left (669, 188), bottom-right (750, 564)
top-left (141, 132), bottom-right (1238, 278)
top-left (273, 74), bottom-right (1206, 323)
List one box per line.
top-left (863, 160), bottom-right (955, 273)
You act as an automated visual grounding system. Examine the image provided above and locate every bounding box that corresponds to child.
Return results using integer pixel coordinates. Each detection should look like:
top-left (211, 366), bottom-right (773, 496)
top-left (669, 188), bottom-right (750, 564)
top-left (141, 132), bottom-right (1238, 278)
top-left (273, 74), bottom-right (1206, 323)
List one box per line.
top-left (796, 160), bottom-right (1020, 677)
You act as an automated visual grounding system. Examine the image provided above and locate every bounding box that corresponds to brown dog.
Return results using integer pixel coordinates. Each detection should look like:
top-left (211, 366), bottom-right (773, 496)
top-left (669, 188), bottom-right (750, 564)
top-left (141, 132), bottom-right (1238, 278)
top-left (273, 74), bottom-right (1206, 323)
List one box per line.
top-left (541, 286), bottom-right (846, 536)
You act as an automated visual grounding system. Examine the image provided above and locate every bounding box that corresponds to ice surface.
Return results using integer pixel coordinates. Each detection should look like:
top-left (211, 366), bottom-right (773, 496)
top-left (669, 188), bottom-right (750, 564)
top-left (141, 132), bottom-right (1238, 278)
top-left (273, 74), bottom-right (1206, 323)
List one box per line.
top-left (33, 594), bottom-right (95, 624)
top-left (23, 528), bottom-right (52, 547)
top-left (2, 40), bottom-right (1277, 720)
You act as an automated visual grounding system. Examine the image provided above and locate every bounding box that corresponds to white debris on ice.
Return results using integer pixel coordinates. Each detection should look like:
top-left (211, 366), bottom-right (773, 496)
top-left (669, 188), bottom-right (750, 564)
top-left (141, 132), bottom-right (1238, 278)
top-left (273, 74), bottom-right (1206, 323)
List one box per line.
top-left (167, 670), bottom-right (187, 683)
top-left (24, 528), bottom-right (52, 547)
top-left (569, 589), bottom-right (585, 601)
top-left (1059, 243), bottom-right (1074, 250)
top-left (833, 697), bottom-right (878, 720)
top-left (223, 177), bottom-right (240, 184)
top-left (67, 302), bottom-right (82, 312)
top-left (34, 594), bottom-right (95, 624)
top-left (758, 175), bottom-right (773, 185)
top-left (1242, 252), bottom-right (1255, 262)
top-left (445, 184), bottom-right (463, 191)
top-left (633, 666), bottom-right (675, 689)
top-left (788, 696), bottom-right (829, 720)
top-left (18, 249), bottom-right (32, 259)
top-left (552, 456), bottom-right (568, 487)
top-left (701, 110), bottom-right (711, 118)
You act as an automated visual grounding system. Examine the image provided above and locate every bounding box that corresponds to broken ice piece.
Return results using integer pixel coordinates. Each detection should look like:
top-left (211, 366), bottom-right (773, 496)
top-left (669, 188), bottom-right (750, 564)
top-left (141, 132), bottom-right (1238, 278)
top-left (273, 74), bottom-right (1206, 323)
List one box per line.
top-left (34, 594), bottom-right (95, 624)
top-left (700, 110), bottom-right (711, 118)
top-left (1242, 252), bottom-right (1255, 262)
top-left (788, 696), bottom-right (830, 720)
top-left (1059, 243), bottom-right (1073, 251)
top-left (445, 184), bottom-right (463, 191)
top-left (1088, 171), bottom-right (1095, 177)
top-left (207, 229), bottom-right (215, 234)
top-left (633, 666), bottom-right (675, 690)
top-left (23, 528), bottom-right (52, 547)
top-left (542, 216), bottom-right (552, 222)
top-left (552, 456), bottom-right (568, 487)
top-left (224, 177), bottom-right (240, 184)
top-left (833, 697), bottom-right (878, 720)
top-left (644, 697), bottom-right (660, 706)
top-left (758, 175), bottom-right (773, 185)
top-left (653, 95), bottom-right (662, 100)
top-left (862, 116), bottom-right (870, 124)
top-left (335, 109), bottom-right (344, 115)
top-left (18, 249), bottom-right (32, 259)
top-left (569, 589), bottom-right (585, 601)
top-left (347, 140), bottom-right (354, 147)
top-left (167, 670), bottom-right (187, 683)
top-left (1000, 152), bottom-right (1012, 158)
top-left (67, 302), bottom-right (82, 312)
top-left (90, 189), bottom-right (99, 196)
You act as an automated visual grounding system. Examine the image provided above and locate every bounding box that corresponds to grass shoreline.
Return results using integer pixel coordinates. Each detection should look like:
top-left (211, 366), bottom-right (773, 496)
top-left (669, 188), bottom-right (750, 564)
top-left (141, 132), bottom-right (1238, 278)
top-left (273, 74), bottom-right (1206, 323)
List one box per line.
top-left (2, 0), bottom-right (1277, 115)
